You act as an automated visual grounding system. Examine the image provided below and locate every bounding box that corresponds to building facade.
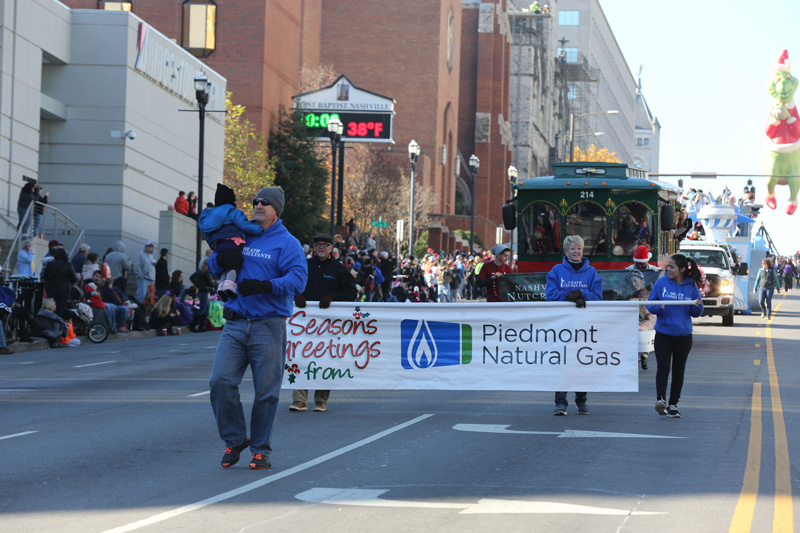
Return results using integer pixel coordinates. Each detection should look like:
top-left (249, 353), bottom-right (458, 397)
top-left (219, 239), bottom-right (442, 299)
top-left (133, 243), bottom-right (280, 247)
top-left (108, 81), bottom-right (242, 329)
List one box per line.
top-left (632, 78), bottom-right (660, 173)
top-left (448, 0), bottom-right (515, 250)
top-left (507, 1), bottom-right (570, 181)
top-left (0, 1), bottom-right (225, 271)
top-left (555, 0), bottom-right (636, 163)
top-left (61, 0), bottom-right (300, 135)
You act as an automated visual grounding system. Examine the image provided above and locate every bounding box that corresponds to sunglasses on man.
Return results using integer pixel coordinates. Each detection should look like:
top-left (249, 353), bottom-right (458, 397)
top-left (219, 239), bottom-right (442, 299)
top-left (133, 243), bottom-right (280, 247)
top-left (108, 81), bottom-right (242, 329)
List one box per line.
top-left (252, 199), bottom-right (270, 207)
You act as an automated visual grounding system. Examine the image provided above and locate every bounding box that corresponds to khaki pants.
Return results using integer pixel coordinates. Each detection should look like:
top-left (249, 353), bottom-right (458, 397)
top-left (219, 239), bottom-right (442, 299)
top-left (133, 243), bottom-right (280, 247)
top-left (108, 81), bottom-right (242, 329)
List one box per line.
top-left (292, 389), bottom-right (330, 405)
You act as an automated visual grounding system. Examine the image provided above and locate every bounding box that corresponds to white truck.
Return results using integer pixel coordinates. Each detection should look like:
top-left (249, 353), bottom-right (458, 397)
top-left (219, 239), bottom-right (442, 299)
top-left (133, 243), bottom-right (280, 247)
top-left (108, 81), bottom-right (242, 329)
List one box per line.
top-left (679, 205), bottom-right (749, 327)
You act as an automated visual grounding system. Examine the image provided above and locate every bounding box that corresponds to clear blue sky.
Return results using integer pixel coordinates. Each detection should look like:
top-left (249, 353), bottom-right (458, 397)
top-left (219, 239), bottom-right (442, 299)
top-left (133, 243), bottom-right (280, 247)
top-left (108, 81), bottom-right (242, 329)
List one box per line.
top-left (600, 0), bottom-right (800, 255)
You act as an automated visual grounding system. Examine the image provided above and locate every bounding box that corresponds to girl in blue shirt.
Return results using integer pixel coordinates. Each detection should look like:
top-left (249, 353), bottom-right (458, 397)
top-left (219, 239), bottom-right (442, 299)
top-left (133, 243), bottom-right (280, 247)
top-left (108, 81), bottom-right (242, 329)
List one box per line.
top-left (646, 254), bottom-right (703, 418)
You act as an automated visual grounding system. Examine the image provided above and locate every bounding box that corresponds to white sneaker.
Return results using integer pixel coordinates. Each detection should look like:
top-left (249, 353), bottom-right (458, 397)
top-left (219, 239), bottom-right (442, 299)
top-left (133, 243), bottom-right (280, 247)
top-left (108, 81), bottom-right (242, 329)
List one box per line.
top-left (655, 399), bottom-right (668, 416)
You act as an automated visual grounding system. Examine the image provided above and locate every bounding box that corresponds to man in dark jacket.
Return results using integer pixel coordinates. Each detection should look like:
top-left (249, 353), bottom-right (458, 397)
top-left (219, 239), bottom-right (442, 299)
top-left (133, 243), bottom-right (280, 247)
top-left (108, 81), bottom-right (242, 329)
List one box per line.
top-left (291, 233), bottom-right (357, 412)
top-left (43, 247), bottom-right (77, 318)
top-left (155, 248), bottom-right (170, 297)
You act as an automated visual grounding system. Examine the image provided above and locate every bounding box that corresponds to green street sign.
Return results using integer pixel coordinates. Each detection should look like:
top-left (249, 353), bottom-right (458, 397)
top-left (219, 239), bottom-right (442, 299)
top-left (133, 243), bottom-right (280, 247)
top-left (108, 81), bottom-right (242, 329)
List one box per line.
top-left (370, 220), bottom-right (389, 228)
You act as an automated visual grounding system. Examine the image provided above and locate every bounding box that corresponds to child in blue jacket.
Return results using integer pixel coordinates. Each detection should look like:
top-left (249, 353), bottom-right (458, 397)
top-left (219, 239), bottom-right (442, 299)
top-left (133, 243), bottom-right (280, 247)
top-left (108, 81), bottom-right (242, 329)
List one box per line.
top-left (198, 184), bottom-right (263, 301)
top-left (646, 253), bottom-right (704, 418)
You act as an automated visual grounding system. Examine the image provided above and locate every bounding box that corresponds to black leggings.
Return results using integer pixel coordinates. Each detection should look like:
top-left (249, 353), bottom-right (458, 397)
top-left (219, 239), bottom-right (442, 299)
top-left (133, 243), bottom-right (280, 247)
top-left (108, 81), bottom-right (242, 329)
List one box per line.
top-left (654, 332), bottom-right (692, 406)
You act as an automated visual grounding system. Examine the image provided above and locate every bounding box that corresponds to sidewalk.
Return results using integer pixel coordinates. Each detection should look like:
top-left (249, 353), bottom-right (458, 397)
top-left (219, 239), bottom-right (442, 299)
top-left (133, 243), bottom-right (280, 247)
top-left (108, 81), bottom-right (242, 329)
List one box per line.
top-left (5, 326), bottom-right (209, 354)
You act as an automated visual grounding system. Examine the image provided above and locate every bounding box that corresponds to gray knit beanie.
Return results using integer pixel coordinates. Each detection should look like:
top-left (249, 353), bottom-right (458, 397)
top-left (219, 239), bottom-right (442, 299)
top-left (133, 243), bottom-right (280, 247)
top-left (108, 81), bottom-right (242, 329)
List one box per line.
top-left (255, 187), bottom-right (285, 216)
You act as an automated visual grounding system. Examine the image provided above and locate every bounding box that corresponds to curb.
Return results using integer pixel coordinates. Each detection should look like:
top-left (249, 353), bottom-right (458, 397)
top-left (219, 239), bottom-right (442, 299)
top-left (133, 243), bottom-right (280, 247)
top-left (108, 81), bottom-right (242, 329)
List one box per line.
top-left (4, 326), bottom-right (210, 354)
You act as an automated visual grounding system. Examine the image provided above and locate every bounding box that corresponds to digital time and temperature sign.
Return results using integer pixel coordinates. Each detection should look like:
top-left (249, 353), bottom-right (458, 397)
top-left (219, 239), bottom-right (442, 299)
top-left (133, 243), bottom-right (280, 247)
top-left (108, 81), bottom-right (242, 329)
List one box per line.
top-left (299, 111), bottom-right (393, 143)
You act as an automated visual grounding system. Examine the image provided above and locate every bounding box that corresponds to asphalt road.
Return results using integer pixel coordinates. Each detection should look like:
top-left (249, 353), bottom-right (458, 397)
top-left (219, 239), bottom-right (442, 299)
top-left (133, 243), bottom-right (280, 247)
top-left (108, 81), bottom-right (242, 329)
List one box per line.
top-left (1, 293), bottom-right (798, 532)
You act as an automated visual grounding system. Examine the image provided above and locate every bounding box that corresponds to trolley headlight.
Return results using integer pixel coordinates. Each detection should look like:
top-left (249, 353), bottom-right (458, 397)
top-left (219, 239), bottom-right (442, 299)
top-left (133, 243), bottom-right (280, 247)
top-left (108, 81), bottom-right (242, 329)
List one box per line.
top-left (720, 278), bottom-right (735, 294)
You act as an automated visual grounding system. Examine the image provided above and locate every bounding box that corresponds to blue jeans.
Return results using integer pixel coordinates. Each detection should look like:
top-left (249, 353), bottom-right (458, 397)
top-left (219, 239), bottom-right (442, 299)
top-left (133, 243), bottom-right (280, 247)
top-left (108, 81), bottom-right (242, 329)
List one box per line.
top-left (33, 213), bottom-right (43, 235)
top-left (209, 316), bottom-right (286, 455)
top-left (438, 284), bottom-right (451, 302)
top-left (136, 279), bottom-right (151, 304)
top-left (198, 291), bottom-right (209, 316)
top-left (104, 302), bottom-right (129, 331)
top-left (17, 206), bottom-right (30, 234)
top-left (555, 391), bottom-right (587, 407)
top-left (758, 287), bottom-right (775, 316)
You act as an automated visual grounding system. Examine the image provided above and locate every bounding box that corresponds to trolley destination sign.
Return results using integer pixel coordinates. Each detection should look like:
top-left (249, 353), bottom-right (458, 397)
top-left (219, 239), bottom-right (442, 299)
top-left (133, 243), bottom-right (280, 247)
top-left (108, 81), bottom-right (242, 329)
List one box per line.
top-left (292, 74), bottom-right (395, 144)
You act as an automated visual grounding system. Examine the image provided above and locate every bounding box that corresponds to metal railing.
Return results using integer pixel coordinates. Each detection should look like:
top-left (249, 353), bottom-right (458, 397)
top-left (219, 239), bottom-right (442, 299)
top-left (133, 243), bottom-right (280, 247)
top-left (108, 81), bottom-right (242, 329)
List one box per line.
top-left (1, 202), bottom-right (84, 279)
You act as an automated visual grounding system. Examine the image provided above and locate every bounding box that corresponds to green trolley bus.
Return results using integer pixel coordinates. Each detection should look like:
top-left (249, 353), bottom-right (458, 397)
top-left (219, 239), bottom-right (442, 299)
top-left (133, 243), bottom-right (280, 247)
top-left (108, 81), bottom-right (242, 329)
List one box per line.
top-left (503, 162), bottom-right (682, 273)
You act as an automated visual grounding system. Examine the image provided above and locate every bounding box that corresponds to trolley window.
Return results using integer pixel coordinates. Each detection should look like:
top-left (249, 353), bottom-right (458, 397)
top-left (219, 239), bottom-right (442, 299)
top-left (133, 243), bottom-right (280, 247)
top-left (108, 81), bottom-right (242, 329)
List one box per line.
top-left (565, 202), bottom-right (606, 256)
top-left (611, 201), bottom-right (653, 256)
top-left (518, 202), bottom-right (560, 254)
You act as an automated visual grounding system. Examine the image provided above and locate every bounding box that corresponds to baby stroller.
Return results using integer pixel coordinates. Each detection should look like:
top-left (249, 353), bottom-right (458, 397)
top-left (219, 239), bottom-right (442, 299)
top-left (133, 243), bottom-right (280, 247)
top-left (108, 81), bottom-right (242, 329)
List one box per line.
top-left (68, 302), bottom-right (109, 343)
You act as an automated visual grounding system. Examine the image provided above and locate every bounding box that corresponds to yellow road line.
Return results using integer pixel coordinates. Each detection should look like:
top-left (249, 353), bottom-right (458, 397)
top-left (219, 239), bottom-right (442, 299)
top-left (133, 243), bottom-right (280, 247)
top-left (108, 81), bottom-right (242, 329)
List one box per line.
top-left (729, 382), bottom-right (762, 533)
top-left (766, 316), bottom-right (793, 532)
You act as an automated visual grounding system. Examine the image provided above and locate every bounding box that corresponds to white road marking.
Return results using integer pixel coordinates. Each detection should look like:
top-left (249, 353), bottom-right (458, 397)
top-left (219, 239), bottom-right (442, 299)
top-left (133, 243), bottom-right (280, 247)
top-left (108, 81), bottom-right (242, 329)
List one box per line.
top-left (74, 361), bottom-right (116, 368)
top-left (0, 431), bottom-right (38, 441)
top-left (104, 351), bottom-right (122, 354)
top-left (205, 345), bottom-right (217, 349)
top-left (18, 362), bottom-right (35, 365)
top-left (188, 391), bottom-right (210, 397)
top-left (453, 424), bottom-right (682, 439)
top-left (101, 414), bottom-right (434, 533)
top-left (296, 487), bottom-right (666, 516)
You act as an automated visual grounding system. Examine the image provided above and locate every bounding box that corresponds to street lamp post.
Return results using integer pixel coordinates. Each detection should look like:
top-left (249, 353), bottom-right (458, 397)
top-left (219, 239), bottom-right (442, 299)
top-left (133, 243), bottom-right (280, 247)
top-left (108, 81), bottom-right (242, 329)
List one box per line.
top-left (327, 117), bottom-right (343, 235)
top-left (568, 109), bottom-right (618, 162)
top-left (468, 154), bottom-right (480, 252)
top-left (507, 165), bottom-right (518, 265)
top-left (194, 74), bottom-right (210, 270)
top-left (407, 140), bottom-right (420, 254)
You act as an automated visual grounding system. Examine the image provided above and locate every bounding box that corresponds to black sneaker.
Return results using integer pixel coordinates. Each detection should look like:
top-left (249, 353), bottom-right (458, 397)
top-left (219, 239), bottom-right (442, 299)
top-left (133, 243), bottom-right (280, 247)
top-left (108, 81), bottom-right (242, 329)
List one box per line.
top-left (553, 405), bottom-right (567, 416)
top-left (249, 453), bottom-right (271, 470)
top-left (221, 437), bottom-right (250, 468)
top-left (667, 405), bottom-right (681, 418)
top-left (640, 354), bottom-right (648, 370)
top-left (577, 404), bottom-right (590, 415)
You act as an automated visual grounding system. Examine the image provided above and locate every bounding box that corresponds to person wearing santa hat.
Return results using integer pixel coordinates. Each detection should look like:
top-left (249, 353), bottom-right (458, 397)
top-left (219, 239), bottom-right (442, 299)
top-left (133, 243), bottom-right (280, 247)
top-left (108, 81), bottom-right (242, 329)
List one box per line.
top-left (625, 245), bottom-right (659, 272)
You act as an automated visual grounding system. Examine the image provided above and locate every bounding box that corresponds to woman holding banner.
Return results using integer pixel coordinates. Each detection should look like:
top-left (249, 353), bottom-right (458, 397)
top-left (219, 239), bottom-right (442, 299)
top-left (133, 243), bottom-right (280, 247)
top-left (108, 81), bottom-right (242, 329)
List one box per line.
top-left (545, 235), bottom-right (603, 416)
top-left (646, 254), bottom-right (704, 419)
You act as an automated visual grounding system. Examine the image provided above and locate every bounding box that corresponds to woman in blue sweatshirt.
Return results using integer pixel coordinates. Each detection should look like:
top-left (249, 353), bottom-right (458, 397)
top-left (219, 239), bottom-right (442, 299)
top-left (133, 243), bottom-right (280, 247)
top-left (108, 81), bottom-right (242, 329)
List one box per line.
top-left (646, 254), bottom-right (704, 418)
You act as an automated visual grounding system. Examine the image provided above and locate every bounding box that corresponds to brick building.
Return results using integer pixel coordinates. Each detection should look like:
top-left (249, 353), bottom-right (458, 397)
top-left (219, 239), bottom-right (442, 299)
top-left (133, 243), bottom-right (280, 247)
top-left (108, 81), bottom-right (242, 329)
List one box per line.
top-left (68, 0), bottom-right (516, 252)
top-left (310, 0), bottom-right (463, 237)
top-left (446, 0), bottom-right (514, 251)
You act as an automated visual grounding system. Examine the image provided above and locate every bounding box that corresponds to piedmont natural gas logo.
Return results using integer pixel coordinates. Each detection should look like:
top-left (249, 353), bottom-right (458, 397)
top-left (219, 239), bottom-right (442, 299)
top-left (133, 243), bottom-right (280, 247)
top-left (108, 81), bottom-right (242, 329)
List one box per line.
top-left (400, 320), bottom-right (472, 369)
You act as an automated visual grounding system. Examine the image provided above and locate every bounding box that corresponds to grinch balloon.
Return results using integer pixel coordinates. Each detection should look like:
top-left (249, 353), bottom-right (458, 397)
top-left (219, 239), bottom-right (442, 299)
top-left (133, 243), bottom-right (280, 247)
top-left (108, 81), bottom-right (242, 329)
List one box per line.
top-left (764, 50), bottom-right (800, 215)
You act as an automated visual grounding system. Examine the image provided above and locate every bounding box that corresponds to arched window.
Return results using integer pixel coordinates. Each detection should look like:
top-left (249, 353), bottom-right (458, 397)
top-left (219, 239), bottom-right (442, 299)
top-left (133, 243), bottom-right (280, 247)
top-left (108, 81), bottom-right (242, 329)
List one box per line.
top-left (611, 201), bottom-right (654, 256)
top-left (565, 202), bottom-right (606, 256)
top-left (518, 202), bottom-right (560, 255)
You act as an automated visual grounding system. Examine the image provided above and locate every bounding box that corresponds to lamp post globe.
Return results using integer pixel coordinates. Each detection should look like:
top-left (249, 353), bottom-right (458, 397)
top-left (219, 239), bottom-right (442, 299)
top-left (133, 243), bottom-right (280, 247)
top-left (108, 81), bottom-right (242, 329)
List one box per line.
top-left (468, 154), bottom-right (480, 252)
top-left (408, 140), bottom-right (420, 253)
top-left (507, 165), bottom-right (518, 185)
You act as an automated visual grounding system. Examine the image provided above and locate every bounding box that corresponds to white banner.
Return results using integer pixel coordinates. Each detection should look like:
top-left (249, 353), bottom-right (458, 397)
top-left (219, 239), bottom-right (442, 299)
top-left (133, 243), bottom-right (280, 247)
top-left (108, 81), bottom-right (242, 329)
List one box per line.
top-left (283, 302), bottom-right (640, 392)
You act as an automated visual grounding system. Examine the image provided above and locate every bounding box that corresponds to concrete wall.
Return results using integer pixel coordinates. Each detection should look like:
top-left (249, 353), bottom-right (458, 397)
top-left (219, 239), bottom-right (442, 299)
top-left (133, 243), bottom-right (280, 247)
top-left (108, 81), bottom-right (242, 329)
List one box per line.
top-left (0, 1), bottom-right (226, 263)
top-left (158, 210), bottom-right (203, 278)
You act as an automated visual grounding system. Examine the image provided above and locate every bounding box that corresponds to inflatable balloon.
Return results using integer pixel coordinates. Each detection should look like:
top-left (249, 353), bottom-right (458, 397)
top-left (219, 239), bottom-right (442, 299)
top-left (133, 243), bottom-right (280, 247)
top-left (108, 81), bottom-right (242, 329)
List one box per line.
top-left (764, 50), bottom-right (800, 215)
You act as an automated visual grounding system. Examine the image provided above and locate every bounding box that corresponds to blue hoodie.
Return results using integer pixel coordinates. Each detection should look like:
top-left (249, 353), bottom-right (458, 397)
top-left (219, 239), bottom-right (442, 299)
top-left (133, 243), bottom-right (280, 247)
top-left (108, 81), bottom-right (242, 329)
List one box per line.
top-left (208, 219), bottom-right (307, 319)
top-left (646, 276), bottom-right (703, 336)
top-left (198, 204), bottom-right (263, 247)
top-left (545, 257), bottom-right (603, 302)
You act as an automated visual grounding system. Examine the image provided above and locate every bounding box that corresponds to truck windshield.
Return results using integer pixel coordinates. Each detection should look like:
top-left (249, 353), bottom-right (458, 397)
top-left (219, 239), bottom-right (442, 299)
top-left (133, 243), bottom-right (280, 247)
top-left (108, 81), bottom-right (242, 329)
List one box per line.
top-left (683, 250), bottom-right (729, 270)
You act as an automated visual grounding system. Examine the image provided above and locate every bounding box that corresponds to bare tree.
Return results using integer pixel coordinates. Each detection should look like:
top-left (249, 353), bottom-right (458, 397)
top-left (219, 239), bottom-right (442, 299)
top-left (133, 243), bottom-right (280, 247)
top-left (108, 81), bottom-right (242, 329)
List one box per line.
top-left (342, 145), bottom-right (437, 252)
